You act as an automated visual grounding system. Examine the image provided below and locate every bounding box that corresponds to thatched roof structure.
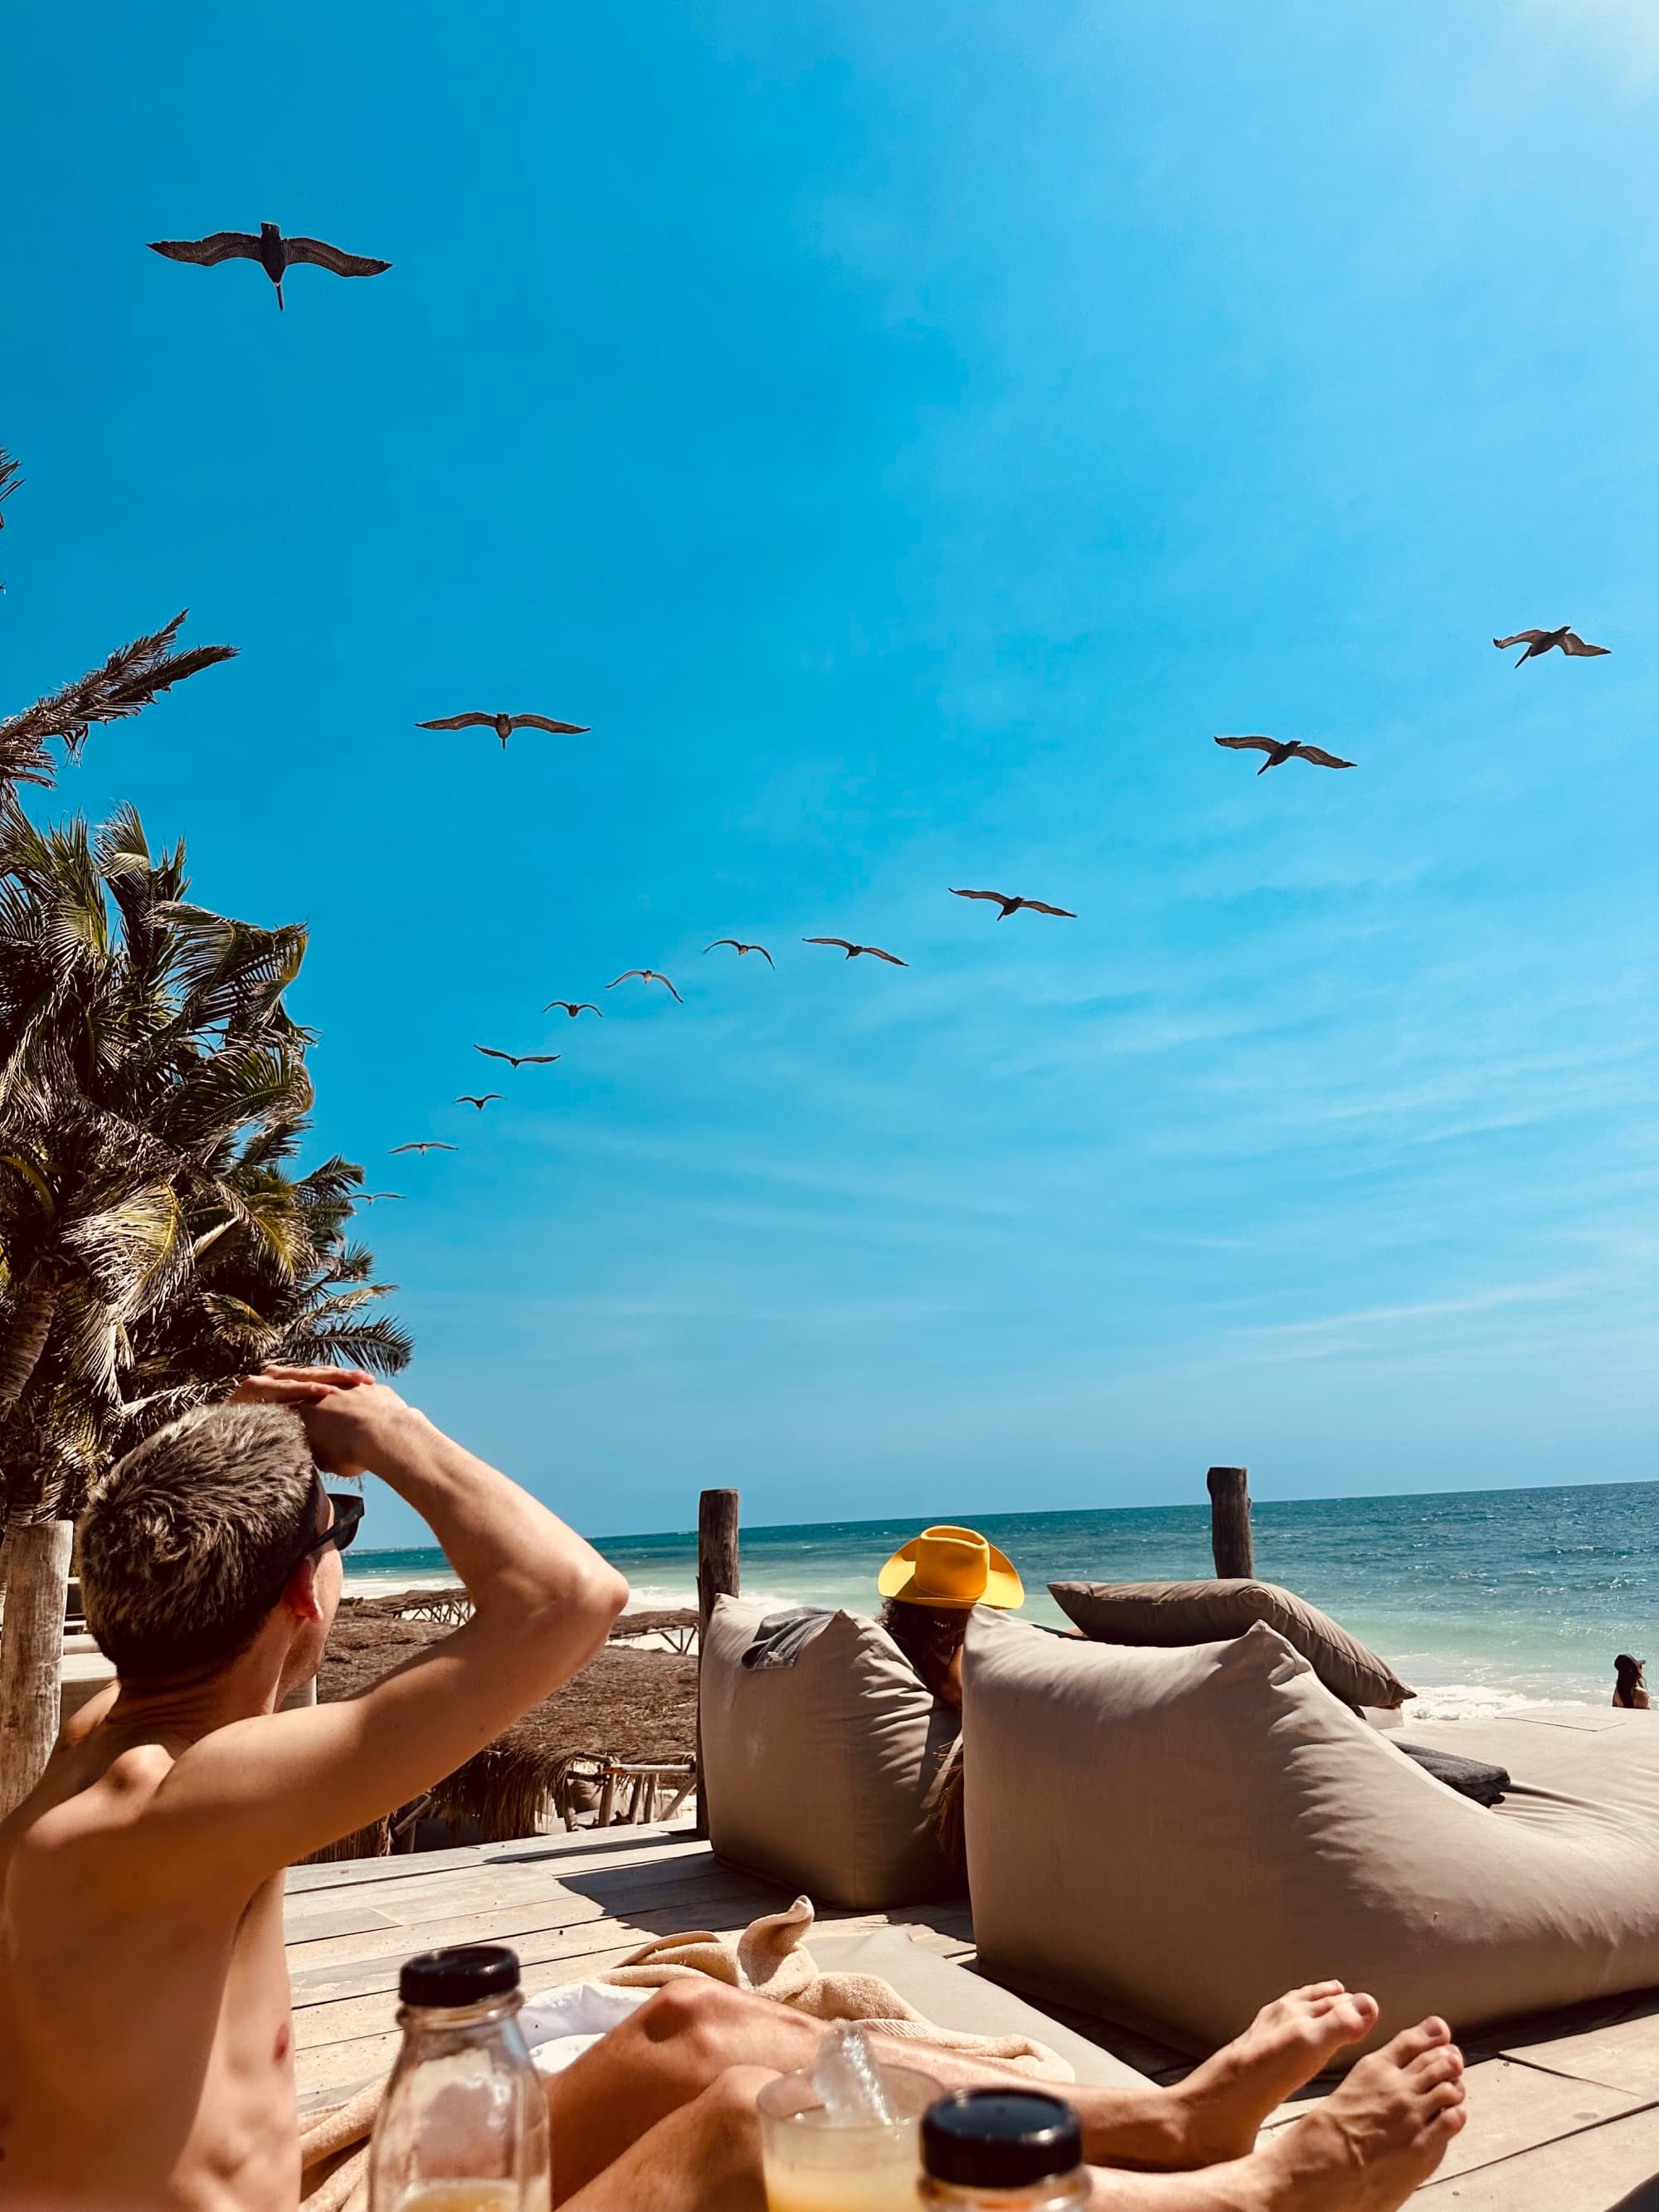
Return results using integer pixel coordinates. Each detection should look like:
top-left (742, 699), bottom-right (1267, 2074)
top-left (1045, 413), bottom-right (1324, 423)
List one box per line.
top-left (314, 1609), bottom-right (697, 1850)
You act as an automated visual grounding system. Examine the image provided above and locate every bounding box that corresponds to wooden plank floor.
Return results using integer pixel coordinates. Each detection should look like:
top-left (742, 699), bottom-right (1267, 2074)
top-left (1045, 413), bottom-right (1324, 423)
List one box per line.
top-left (286, 1826), bottom-right (1659, 2207)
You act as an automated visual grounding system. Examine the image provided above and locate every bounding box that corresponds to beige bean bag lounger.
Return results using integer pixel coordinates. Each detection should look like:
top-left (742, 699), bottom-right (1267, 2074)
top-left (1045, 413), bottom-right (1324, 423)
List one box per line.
top-left (963, 1612), bottom-right (1659, 2059)
top-left (701, 1595), bottom-right (962, 1908)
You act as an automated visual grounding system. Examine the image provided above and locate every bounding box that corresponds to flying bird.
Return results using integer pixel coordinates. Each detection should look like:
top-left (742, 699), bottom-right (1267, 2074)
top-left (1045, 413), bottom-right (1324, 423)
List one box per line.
top-left (358, 1191), bottom-right (405, 1204)
top-left (1493, 627), bottom-right (1609, 668)
top-left (474, 1045), bottom-right (561, 1067)
top-left (417, 712), bottom-right (590, 749)
top-left (802, 938), bottom-right (907, 966)
top-left (147, 222), bottom-right (390, 311)
top-left (1214, 736), bottom-right (1355, 775)
top-left (608, 970), bottom-right (684, 1002)
top-left (705, 939), bottom-right (775, 966)
top-left (455, 1094), bottom-right (501, 1110)
top-left (388, 1142), bottom-right (456, 1155)
top-left (949, 888), bottom-right (1076, 921)
top-left (543, 999), bottom-right (601, 1018)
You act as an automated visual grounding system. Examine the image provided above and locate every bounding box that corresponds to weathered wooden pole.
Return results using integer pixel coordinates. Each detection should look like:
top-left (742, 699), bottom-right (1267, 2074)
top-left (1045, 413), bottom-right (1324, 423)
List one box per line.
top-left (0, 1518), bottom-right (74, 1818)
top-left (1206, 1466), bottom-right (1253, 1579)
top-left (693, 1488), bottom-right (740, 1840)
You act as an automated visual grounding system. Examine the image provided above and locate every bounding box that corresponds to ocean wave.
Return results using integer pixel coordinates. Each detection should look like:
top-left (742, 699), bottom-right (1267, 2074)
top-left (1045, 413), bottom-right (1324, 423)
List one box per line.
top-left (1404, 1684), bottom-right (1593, 1723)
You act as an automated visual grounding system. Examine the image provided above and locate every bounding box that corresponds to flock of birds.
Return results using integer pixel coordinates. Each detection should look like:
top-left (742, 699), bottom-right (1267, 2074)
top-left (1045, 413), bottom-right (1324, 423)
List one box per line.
top-left (139, 218), bottom-right (1617, 1188)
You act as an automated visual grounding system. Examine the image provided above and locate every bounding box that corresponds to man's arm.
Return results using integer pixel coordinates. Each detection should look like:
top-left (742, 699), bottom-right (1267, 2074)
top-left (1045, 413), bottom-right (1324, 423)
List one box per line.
top-left (150, 1382), bottom-right (629, 1874)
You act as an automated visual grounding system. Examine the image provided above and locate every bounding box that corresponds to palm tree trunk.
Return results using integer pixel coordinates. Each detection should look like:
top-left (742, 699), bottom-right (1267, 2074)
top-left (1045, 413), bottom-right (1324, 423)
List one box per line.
top-left (0, 1273), bottom-right (56, 1423)
top-left (0, 1518), bottom-right (72, 1816)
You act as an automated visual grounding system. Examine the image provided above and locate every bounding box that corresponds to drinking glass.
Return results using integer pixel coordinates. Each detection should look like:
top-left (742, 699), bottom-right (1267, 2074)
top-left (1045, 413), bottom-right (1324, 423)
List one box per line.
top-left (758, 2061), bottom-right (941, 2212)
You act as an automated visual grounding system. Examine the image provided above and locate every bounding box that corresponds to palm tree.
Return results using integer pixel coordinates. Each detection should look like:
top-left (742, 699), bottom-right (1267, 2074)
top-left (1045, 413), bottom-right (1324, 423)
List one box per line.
top-left (0, 608), bottom-right (236, 792)
top-left (0, 802), bottom-right (406, 1811)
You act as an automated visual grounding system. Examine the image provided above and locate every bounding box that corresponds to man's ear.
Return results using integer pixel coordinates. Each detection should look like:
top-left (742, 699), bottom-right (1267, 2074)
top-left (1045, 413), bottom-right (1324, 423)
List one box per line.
top-left (280, 1555), bottom-right (324, 1624)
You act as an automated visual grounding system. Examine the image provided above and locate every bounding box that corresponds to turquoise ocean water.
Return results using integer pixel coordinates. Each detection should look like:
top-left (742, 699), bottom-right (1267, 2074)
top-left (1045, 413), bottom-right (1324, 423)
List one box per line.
top-left (347, 1481), bottom-right (1659, 1720)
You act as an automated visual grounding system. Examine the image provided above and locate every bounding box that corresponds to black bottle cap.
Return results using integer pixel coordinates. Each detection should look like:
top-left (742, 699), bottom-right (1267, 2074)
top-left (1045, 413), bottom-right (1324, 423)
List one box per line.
top-left (398, 1944), bottom-right (522, 2008)
top-left (922, 2089), bottom-right (1083, 2188)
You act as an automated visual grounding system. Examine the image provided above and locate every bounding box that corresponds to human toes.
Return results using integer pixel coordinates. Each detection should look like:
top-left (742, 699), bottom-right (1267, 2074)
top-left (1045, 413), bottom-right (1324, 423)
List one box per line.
top-left (1406, 2047), bottom-right (1464, 2091)
top-left (1383, 2016), bottom-right (1452, 2067)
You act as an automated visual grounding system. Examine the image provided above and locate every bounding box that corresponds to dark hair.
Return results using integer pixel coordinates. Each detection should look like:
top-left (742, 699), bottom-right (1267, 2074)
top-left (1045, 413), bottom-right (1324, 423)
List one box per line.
top-left (1614, 1653), bottom-right (1647, 1701)
top-left (881, 1597), bottom-right (969, 1700)
top-left (80, 1403), bottom-right (318, 1679)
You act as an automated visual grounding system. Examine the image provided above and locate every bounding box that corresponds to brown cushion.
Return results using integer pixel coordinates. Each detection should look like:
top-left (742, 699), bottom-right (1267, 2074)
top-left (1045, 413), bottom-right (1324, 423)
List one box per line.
top-left (699, 1597), bottom-right (962, 1909)
top-left (963, 1612), bottom-right (1659, 2058)
top-left (1049, 1578), bottom-right (1413, 1709)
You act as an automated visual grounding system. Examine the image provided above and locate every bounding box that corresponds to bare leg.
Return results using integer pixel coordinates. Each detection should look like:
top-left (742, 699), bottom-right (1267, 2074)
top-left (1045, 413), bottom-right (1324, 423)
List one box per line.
top-left (547, 1976), bottom-right (1391, 2199)
top-left (561, 2064), bottom-right (774, 2212)
top-left (557, 2027), bottom-right (1466, 2212)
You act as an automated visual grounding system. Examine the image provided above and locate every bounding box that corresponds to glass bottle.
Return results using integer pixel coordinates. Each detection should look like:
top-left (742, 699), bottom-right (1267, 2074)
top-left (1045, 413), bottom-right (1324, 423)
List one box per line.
top-left (368, 1944), bottom-right (551, 2212)
top-left (919, 2088), bottom-right (1091, 2211)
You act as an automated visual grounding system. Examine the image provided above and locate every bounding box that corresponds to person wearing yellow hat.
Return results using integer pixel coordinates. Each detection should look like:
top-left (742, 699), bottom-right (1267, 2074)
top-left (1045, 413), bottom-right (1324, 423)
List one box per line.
top-left (876, 1524), bottom-right (1024, 1711)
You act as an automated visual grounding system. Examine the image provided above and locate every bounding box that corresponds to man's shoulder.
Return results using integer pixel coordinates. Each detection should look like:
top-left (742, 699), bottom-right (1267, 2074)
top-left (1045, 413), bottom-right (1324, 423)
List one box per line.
top-left (13, 1741), bottom-right (178, 1866)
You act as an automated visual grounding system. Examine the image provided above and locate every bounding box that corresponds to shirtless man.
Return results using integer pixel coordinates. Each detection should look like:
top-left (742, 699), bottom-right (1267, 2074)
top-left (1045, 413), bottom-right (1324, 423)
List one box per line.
top-left (0, 1364), bottom-right (1468, 2212)
top-left (0, 1367), bottom-right (629, 2211)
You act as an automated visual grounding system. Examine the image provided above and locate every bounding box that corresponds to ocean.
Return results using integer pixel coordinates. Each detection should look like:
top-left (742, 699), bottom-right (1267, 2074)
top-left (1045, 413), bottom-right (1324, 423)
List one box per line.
top-left (345, 1480), bottom-right (1659, 1722)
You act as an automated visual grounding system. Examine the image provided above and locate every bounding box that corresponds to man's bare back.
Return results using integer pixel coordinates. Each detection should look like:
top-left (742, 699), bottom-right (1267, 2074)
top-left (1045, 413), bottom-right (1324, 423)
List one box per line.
top-left (0, 1709), bottom-right (299, 2210)
top-left (0, 1370), bottom-right (628, 2211)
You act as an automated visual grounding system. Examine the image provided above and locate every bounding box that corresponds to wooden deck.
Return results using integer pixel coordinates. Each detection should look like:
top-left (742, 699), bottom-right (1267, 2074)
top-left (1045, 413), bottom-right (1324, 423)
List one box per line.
top-left (286, 1823), bottom-right (1659, 2207)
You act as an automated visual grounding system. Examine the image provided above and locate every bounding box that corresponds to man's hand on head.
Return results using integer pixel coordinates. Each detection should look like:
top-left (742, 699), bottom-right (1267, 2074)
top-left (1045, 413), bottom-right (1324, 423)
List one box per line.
top-left (230, 1364), bottom-right (377, 1408)
top-left (292, 1379), bottom-right (418, 1480)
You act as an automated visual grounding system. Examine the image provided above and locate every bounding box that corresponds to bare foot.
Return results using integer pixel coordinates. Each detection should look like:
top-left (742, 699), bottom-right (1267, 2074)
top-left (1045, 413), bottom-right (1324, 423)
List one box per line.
top-left (1170, 1984), bottom-right (1384, 2166)
top-left (1248, 2021), bottom-right (1467, 2210)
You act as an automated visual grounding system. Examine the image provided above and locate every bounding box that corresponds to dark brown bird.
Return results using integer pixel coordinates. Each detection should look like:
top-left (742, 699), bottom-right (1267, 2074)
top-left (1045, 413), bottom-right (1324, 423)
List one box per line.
top-left (705, 940), bottom-right (775, 967)
top-left (147, 222), bottom-right (390, 312)
top-left (474, 1046), bottom-right (561, 1067)
top-left (803, 938), bottom-right (907, 966)
top-left (389, 1142), bottom-right (456, 1155)
top-left (608, 970), bottom-right (684, 1002)
top-left (358, 1191), bottom-right (405, 1203)
top-left (455, 1094), bottom-right (500, 1110)
top-left (418, 712), bottom-right (590, 749)
top-left (1493, 627), bottom-right (1609, 668)
top-left (949, 888), bottom-right (1076, 921)
top-left (543, 999), bottom-right (602, 1018)
top-left (1214, 736), bottom-right (1355, 775)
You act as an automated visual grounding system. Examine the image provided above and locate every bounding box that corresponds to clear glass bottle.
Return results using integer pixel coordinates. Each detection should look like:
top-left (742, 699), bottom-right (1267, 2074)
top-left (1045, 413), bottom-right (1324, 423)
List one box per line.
top-left (918, 2088), bottom-right (1090, 2211)
top-left (368, 1944), bottom-right (551, 2212)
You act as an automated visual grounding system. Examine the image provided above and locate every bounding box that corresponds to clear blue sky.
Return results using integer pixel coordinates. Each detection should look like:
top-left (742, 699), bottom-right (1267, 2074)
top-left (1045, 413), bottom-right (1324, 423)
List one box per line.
top-left (7, 2), bottom-right (1657, 1545)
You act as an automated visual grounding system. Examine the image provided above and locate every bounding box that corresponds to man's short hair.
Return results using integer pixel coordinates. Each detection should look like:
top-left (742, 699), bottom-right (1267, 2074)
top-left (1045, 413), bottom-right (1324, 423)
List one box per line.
top-left (80, 1403), bottom-right (318, 1679)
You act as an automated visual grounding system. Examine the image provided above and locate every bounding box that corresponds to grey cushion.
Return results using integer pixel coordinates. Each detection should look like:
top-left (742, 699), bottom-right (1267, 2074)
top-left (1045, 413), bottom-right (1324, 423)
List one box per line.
top-left (700, 1596), bottom-right (962, 1909)
top-left (963, 1611), bottom-right (1659, 2059)
top-left (1049, 1578), bottom-right (1414, 1709)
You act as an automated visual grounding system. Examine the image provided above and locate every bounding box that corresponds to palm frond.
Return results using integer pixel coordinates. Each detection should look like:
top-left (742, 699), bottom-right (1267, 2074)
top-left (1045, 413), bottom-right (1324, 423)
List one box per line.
top-left (0, 612), bottom-right (236, 790)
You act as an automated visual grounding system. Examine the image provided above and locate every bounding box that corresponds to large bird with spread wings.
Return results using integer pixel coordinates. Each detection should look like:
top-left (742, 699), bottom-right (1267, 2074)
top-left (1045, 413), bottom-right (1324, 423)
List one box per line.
top-left (418, 712), bottom-right (590, 749)
top-left (949, 888), bottom-right (1075, 921)
top-left (608, 970), bottom-right (684, 1002)
top-left (389, 1142), bottom-right (455, 1155)
top-left (148, 222), bottom-right (390, 311)
top-left (1493, 626), bottom-right (1609, 668)
top-left (705, 939), bottom-right (775, 966)
top-left (803, 938), bottom-right (907, 965)
top-left (543, 999), bottom-right (601, 1018)
top-left (1214, 736), bottom-right (1355, 775)
top-left (474, 1046), bottom-right (561, 1067)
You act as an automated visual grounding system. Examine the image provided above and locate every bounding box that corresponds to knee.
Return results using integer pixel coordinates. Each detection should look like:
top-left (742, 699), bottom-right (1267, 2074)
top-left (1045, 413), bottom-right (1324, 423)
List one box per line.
top-left (698, 2063), bottom-right (778, 2131)
top-left (634, 1976), bottom-right (752, 2063)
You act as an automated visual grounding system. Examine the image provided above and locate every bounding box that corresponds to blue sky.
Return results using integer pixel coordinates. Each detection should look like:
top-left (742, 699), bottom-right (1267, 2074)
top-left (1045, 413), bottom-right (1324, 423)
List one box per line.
top-left (6, 1), bottom-right (1658, 1545)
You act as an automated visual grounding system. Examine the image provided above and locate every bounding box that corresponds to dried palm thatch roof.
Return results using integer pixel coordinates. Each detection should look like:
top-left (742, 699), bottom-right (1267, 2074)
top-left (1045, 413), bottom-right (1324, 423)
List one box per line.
top-left (314, 1610), bottom-right (698, 1850)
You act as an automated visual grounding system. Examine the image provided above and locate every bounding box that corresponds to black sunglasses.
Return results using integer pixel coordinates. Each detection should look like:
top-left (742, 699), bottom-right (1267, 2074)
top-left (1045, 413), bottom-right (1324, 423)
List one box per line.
top-left (283, 1484), bottom-right (364, 1584)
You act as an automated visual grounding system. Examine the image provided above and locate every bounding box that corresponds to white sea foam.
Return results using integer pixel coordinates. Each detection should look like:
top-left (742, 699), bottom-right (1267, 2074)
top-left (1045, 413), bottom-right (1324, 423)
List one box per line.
top-left (1404, 1684), bottom-right (1591, 1724)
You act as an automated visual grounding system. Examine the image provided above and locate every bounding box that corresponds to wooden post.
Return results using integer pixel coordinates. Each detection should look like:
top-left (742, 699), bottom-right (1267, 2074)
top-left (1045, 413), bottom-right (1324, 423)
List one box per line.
top-left (1206, 1466), bottom-right (1253, 1579)
top-left (0, 1518), bottom-right (74, 1819)
top-left (693, 1487), bottom-right (740, 1840)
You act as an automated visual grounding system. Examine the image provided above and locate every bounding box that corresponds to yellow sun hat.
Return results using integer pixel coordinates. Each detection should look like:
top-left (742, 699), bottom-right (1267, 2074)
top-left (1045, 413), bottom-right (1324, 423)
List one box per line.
top-left (877, 1525), bottom-right (1025, 1612)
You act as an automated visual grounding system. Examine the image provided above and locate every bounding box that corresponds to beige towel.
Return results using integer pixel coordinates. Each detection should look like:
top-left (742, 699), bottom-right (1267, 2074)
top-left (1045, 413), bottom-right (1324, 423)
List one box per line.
top-left (298, 1894), bottom-right (1069, 2201)
top-left (600, 1894), bottom-right (1072, 2079)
